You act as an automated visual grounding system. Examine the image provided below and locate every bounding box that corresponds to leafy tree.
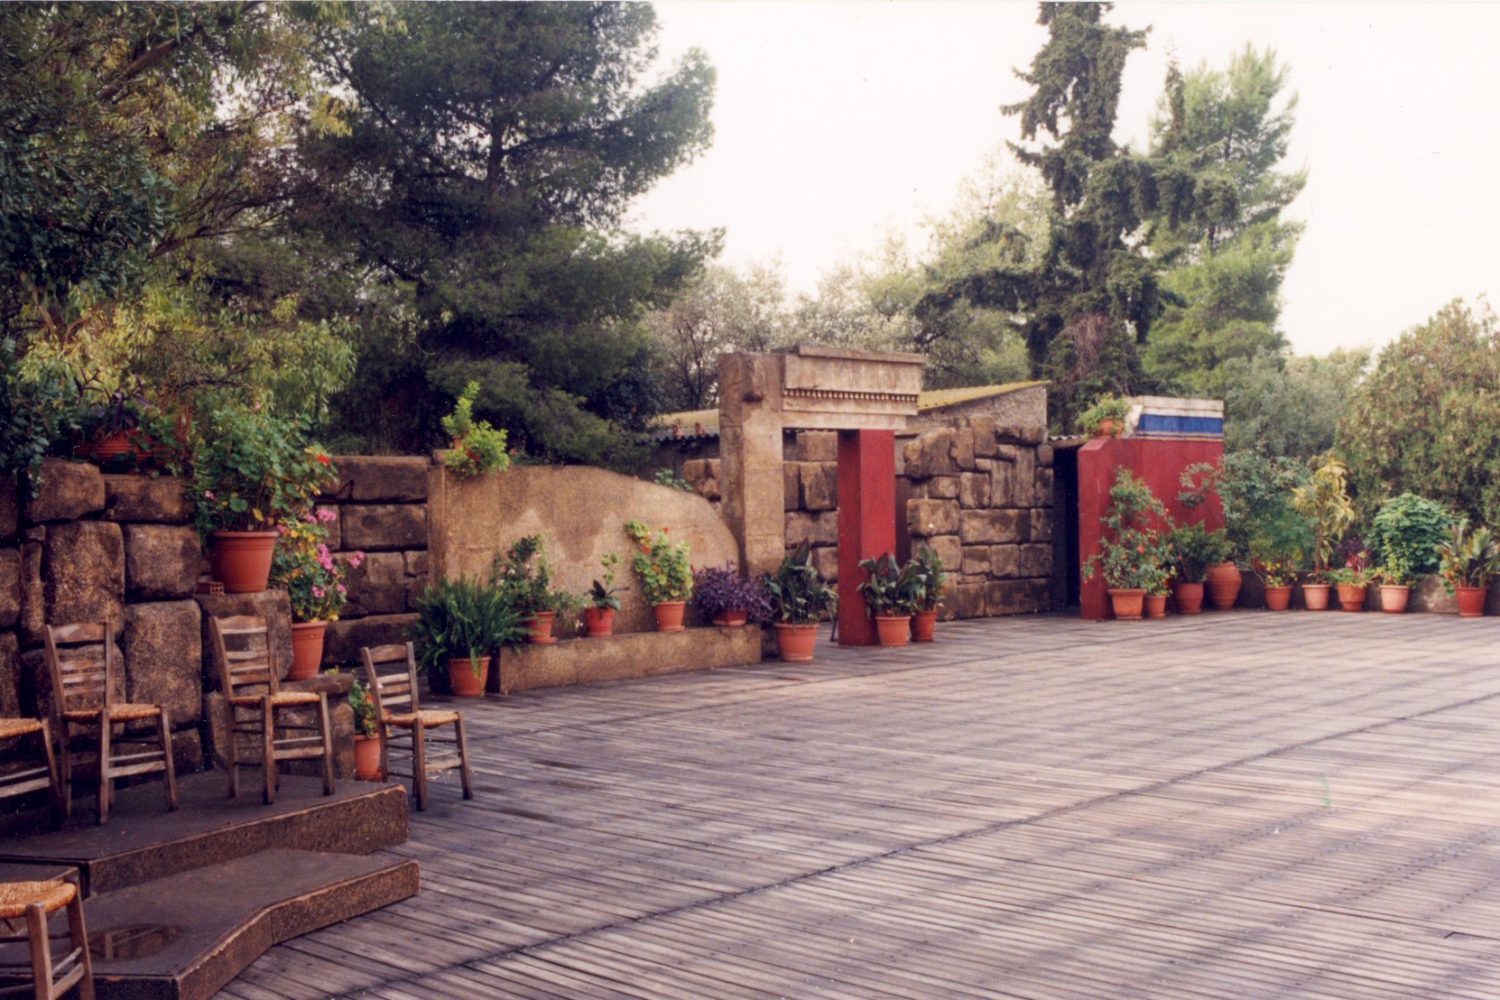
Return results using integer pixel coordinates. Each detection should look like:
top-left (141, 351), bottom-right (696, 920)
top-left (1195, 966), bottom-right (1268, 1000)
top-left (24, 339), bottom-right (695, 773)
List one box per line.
top-left (304, 3), bottom-right (718, 464)
top-left (1219, 348), bottom-right (1368, 460)
top-left (1145, 47), bottom-right (1305, 394)
top-left (1337, 299), bottom-right (1500, 525)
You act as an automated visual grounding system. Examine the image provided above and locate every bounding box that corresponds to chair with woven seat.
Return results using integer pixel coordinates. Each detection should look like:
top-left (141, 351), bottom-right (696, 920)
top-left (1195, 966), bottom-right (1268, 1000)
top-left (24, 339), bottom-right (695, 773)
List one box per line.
top-left (360, 643), bottom-right (473, 810)
top-left (0, 718), bottom-right (64, 828)
top-left (0, 872), bottom-right (94, 999)
top-left (44, 623), bottom-right (177, 824)
top-left (209, 615), bottom-right (335, 804)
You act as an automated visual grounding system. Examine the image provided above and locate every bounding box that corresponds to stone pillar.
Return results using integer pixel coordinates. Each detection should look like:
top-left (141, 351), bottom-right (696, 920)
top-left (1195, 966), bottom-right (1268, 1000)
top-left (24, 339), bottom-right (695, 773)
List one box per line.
top-left (718, 354), bottom-right (786, 576)
top-left (836, 430), bottom-right (896, 646)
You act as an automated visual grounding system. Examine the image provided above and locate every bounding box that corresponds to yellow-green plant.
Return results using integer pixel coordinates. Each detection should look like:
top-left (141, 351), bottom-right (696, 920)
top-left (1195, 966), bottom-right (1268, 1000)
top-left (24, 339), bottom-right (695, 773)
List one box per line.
top-left (1291, 456), bottom-right (1356, 582)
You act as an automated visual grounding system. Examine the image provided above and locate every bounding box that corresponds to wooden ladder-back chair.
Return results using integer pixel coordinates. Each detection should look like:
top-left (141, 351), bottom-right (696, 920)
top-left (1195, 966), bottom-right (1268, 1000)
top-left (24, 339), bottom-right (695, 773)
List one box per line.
top-left (44, 622), bottom-right (177, 824)
top-left (0, 871), bottom-right (94, 1000)
top-left (209, 616), bottom-right (335, 805)
top-left (0, 718), bottom-right (64, 827)
top-left (360, 643), bottom-right (473, 810)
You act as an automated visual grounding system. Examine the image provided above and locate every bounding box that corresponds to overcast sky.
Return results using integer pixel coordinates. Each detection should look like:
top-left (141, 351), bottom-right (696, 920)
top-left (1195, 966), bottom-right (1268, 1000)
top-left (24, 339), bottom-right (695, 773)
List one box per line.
top-left (628, 2), bottom-right (1500, 357)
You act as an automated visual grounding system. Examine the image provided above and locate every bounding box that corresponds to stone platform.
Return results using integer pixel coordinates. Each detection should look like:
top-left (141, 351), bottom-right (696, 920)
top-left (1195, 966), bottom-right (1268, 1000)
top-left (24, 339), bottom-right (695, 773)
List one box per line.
top-left (491, 624), bottom-right (762, 695)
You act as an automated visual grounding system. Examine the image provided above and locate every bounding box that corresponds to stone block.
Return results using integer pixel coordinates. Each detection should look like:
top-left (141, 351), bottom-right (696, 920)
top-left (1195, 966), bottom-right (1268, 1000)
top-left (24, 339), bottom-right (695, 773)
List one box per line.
top-left (324, 613), bottom-right (417, 669)
top-left (969, 417), bottom-right (999, 459)
top-left (924, 535), bottom-right (962, 577)
top-left (903, 429), bottom-right (956, 480)
top-left (123, 600), bottom-right (203, 728)
top-left (18, 540), bottom-right (42, 645)
top-left (1037, 444), bottom-right (1054, 468)
top-left (102, 475), bottom-right (192, 524)
top-left (693, 476), bottom-right (721, 503)
top-left (990, 545), bottom-right (1021, 578)
top-left (326, 456), bottom-right (429, 503)
top-left (952, 428), bottom-right (977, 471)
top-left (341, 504), bottom-right (427, 552)
top-left (786, 511), bottom-right (838, 547)
top-left (960, 510), bottom-right (1028, 545)
top-left (928, 476), bottom-right (959, 500)
top-left (0, 548), bottom-right (17, 628)
top-left (999, 423), bottom-right (1046, 446)
top-left (986, 580), bottom-right (1043, 615)
top-left (0, 478), bottom-right (17, 539)
top-left (1035, 466), bottom-right (1055, 506)
top-left (42, 521), bottom-right (125, 636)
top-left (403, 551), bottom-right (430, 611)
top-left (989, 464), bottom-right (1014, 508)
top-left (811, 545), bottom-right (840, 584)
top-left (196, 589), bottom-right (294, 686)
top-left (953, 583), bottom-right (987, 619)
top-left (24, 459), bottom-right (105, 523)
top-left (958, 473), bottom-right (992, 510)
top-left (1031, 509), bottom-right (1055, 543)
top-left (800, 463), bottom-right (837, 512)
top-left (343, 551), bottom-right (407, 617)
top-left (1018, 543), bottom-right (1052, 578)
top-left (783, 463), bottom-right (802, 511)
top-left (996, 444), bottom-right (1019, 463)
top-left (908, 499), bottom-right (960, 538)
top-left (1012, 450), bottom-right (1036, 508)
top-left (681, 459), bottom-right (710, 484)
top-left (124, 524), bottom-right (202, 600)
top-left (796, 431), bottom-right (838, 463)
top-left (961, 546), bottom-right (990, 577)
top-left (171, 729), bottom-right (204, 775)
top-left (0, 631), bottom-right (18, 717)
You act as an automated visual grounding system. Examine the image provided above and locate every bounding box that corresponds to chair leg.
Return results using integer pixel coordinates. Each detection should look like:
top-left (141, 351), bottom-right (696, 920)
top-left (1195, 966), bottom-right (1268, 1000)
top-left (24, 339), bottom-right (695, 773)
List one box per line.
top-left (158, 707), bottom-right (179, 812)
top-left (97, 716), bottom-right (111, 825)
top-left (261, 699), bottom-right (276, 806)
top-left (39, 721), bottom-right (65, 827)
top-left (58, 722), bottom-right (73, 820)
top-left (317, 693), bottom-right (335, 796)
top-left (67, 881), bottom-right (95, 1000)
top-left (377, 722), bottom-right (391, 785)
top-left (411, 721), bottom-right (428, 811)
top-left (454, 715), bottom-right (474, 800)
top-left (26, 902), bottom-right (52, 999)
top-left (225, 704), bottom-right (240, 799)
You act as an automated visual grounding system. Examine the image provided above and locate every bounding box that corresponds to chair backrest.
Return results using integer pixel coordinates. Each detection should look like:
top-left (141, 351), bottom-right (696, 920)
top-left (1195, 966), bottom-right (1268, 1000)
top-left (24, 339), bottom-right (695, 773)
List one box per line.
top-left (44, 622), bottom-right (116, 717)
top-left (360, 643), bottom-right (420, 721)
top-left (209, 615), bottom-right (281, 699)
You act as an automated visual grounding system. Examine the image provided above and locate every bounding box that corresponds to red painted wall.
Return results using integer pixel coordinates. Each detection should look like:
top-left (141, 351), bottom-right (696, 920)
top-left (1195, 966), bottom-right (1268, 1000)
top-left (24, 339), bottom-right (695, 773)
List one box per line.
top-left (837, 429), bottom-right (897, 645)
top-left (1077, 437), bottom-right (1224, 620)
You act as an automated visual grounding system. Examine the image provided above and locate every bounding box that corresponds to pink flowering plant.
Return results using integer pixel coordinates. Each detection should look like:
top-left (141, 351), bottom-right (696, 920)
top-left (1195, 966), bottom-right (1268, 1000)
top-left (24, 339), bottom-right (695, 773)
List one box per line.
top-left (270, 507), bottom-right (363, 622)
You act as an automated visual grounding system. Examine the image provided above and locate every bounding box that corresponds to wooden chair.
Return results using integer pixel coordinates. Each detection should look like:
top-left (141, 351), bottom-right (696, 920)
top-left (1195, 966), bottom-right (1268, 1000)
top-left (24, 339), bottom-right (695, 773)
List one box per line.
top-left (44, 623), bottom-right (177, 825)
top-left (208, 615), bottom-right (335, 805)
top-left (0, 871), bottom-right (94, 1000)
top-left (360, 643), bottom-right (473, 810)
top-left (0, 718), bottom-right (64, 827)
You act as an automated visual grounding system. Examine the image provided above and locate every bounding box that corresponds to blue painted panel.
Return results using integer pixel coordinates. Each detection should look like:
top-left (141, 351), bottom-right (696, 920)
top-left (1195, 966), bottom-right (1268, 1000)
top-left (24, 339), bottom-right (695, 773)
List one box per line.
top-left (1136, 414), bottom-right (1223, 437)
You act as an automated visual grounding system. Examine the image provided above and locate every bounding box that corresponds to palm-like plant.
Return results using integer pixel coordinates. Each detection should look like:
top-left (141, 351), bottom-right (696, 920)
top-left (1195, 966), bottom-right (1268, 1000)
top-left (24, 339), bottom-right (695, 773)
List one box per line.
top-left (1291, 457), bottom-right (1356, 582)
top-left (856, 553), bottom-right (922, 617)
top-left (408, 576), bottom-right (525, 676)
top-left (1438, 521), bottom-right (1500, 592)
top-left (763, 543), bottom-right (837, 624)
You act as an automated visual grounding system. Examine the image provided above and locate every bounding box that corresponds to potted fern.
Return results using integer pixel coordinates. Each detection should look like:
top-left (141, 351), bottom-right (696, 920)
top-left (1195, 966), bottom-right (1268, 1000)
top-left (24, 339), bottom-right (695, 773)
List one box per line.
top-left (1438, 520), bottom-right (1500, 617)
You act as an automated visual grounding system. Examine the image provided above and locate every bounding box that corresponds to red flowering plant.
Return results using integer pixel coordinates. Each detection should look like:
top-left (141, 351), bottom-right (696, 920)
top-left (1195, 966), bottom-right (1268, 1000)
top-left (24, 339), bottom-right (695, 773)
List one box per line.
top-left (270, 507), bottom-right (363, 622)
top-left (186, 401), bottom-right (337, 535)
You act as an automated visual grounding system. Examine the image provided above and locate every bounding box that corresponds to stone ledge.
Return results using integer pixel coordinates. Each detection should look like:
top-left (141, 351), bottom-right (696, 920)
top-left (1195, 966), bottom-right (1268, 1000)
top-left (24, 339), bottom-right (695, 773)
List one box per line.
top-left (494, 626), bottom-right (762, 696)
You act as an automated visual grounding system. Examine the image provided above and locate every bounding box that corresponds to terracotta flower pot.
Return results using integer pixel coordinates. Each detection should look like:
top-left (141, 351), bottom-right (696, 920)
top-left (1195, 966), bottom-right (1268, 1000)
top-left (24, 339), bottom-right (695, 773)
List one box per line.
top-left (1144, 593), bottom-right (1168, 619)
top-left (910, 610), bottom-right (938, 642)
top-left (1379, 584), bottom-right (1410, 614)
top-left (287, 620), bottom-right (328, 681)
top-left (1263, 585), bottom-right (1293, 611)
top-left (712, 609), bottom-right (749, 627)
top-left (447, 656), bottom-right (491, 698)
top-left (354, 735), bottom-right (383, 781)
top-left (1172, 581), bottom-right (1204, 615)
top-left (1108, 588), bottom-right (1145, 620)
top-left (1205, 562), bottom-right (1242, 610)
top-left (1336, 583), bottom-right (1367, 612)
top-left (583, 606), bottom-right (615, 637)
top-left (1301, 583), bottom-right (1331, 611)
top-left (524, 611), bottom-right (557, 645)
top-left (653, 601), bottom-right (687, 632)
top-left (208, 530), bottom-right (279, 593)
top-left (1455, 585), bottom-right (1487, 618)
top-left (1096, 417), bottom-right (1122, 438)
top-left (874, 614), bottom-right (912, 646)
top-left (776, 623), bottom-right (818, 662)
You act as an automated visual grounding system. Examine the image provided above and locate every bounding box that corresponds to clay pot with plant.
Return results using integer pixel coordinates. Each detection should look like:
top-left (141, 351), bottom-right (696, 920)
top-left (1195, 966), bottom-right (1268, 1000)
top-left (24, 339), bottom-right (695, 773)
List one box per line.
top-left (1330, 538), bottom-right (1373, 611)
top-left (1085, 469), bottom-right (1170, 621)
top-left (1437, 520), bottom-right (1500, 617)
top-left (1166, 523), bottom-right (1230, 614)
top-left (907, 545), bottom-right (948, 641)
top-left (1250, 508), bottom-right (1312, 612)
top-left (1181, 454), bottom-right (1307, 611)
top-left (1291, 457), bottom-right (1356, 612)
top-left (583, 553), bottom-right (624, 637)
top-left (349, 678), bottom-right (382, 781)
top-left (692, 562), bottom-right (772, 628)
top-left (271, 508), bottom-right (363, 679)
top-left (857, 553), bottom-right (922, 646)
top-left (625, 520), bottom-right (693, 631)
top-left (72, 388), bottom-right (157, 470)
top-left (1077, 396), bottom-right (1130, 439)
top-left (442, 380), bottom-right (511, 479)
top-left (763, 542), bottom-right (837, 661)
top-left (493, 535), bottom-right (577, 644)
top-left (1368, 493), bottom-right (1455, 614)
top-left (408, 576), bottom-right (524, 697)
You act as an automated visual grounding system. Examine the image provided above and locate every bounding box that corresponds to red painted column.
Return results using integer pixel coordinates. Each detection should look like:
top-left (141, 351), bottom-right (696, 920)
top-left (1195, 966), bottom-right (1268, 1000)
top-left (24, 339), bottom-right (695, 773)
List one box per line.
top-left (837, 429), bottom-right (897, 646)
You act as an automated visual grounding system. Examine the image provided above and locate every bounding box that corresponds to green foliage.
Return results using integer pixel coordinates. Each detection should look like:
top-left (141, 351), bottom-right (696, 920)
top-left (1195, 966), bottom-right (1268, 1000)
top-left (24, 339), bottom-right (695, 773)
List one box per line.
top-left (185, 403), bottom-right (333, 535)
top-left (407, 576), bottom-right (525, 674)
top-left (270, 508), bottom-right (360, 622)
top-left (1181, 452), bottom-right (1307, 563)
top-left (1076, 396), bottom-right (1129, 437)
top-left (348, 678), bottom-right (378, 739)
top-left (1291, 457), bottom-right (1356, 578)
top-left (1337, 300), bottom-right (1500, 526)
top-left (624, 520), bottom-right (693, 604)
top-left (492, 536), bottom-right (577, 617)
top-left (1166, 523), bottom-right (1232, 583)
top-left (1249, 506), bottom-right (1312, 586)
top-left (907, 545), bottom-right (950, 613)
top-left (1437, 521), bottom-right (1500, 592)
top-left (1084, 469), bottom-right (1170, 591)
top-left (1218, 349), bottom-right (1368, 460)
top-left (588, 553), bottom-right (624, 611)
top-left (442, 381), bottom-right (511, 478)
top-left (652, 469), bottom-right (693, 492)
top-left (1367, 493), bottom-right (1454, 585)
top-left (762, 542), bottom-right (837, 625)
top-left (0, 337), bottom-right (78, 494)
top-left (856, 553), bottom-right (923, 617)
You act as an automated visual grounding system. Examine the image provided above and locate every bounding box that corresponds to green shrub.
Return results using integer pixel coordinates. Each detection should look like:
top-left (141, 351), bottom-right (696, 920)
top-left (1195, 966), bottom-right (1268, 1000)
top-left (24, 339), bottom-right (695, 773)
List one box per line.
top-left (407, 575), bottom-right (524, 674)
top-left (1367, 493), bottom-right (1455, 585)
top-left (762, 542), bottom-right (837, 624)
top-left (442, 381), bottom-right (510, 478)
top-left (1085, 469), bottom-right (1170, 591)
top-left (1166, 523), bottom-right (1232, 584)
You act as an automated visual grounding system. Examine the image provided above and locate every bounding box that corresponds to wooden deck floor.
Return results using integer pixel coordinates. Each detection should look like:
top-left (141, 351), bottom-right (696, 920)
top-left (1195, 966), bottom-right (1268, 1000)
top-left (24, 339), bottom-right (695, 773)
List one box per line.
top-left (219, 611), bottom-right (1500, 998)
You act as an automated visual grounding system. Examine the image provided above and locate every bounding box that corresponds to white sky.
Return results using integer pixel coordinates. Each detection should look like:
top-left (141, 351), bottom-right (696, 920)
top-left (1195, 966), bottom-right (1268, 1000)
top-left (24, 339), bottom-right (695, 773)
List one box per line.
top-left (628, 1), bottom-right (1500, 357)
